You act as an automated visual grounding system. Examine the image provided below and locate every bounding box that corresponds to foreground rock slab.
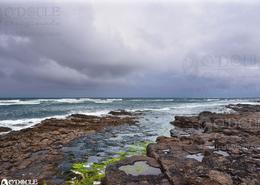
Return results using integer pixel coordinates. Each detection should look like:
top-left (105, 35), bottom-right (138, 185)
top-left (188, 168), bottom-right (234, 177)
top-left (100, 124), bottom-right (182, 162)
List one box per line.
top-left (147, 135), bottom-right (259, 185)
top-left (0, 112), bottom-right (137, 183)
top-left (103, 156), bottom-right (170, 185)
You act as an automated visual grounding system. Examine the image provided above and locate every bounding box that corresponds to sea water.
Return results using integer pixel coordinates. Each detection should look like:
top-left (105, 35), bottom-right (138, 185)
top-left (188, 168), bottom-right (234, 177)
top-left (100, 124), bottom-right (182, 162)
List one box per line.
top-left (0, 98), bottom-right (260, 131)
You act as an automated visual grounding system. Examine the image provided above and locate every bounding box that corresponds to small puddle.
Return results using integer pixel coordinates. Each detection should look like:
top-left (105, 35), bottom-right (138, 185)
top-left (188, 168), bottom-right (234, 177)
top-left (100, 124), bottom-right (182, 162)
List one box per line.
top-left (206, 145), bottom-right (215, 149)
top-left (186, 153), bottom-right (204, 162)
top-left (214, 150), bottom-right (229, 157)
top-left (119, 161), bottom-right (162, 176)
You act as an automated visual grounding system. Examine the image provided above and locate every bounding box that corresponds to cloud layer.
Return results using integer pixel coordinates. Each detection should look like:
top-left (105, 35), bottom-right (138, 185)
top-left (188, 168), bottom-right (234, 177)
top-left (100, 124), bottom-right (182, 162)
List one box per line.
top-left (0, 0), bottom-right (260, 97)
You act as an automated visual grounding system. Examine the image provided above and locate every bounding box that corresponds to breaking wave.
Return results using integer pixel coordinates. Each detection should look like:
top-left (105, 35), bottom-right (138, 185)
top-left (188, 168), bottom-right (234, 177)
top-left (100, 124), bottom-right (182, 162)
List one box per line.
top-left (0, 98), bottom-right (123, 106)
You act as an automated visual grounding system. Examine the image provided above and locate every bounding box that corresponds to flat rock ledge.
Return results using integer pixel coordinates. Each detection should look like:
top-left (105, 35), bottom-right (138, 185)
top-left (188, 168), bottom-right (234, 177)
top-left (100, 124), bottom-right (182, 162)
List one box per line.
top-left (0, 112), bottom-right (137, 183)
top-left (103, 104), bottom-right (260, 185)
top-left (103, 156), bottom-right (170, 185)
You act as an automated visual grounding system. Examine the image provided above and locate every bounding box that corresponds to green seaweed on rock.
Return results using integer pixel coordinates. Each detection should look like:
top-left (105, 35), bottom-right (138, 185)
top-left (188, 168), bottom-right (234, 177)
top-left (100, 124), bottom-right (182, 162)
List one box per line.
top-left (127, 141), bottom-right (151, 155)
top-left (67, 141), bottom-right (151, 185)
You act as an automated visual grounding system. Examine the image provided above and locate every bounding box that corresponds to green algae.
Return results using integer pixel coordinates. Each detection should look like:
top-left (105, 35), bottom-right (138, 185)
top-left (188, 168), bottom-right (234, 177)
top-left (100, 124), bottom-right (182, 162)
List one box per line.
top-left (67, 141), bottom-right (151, 185)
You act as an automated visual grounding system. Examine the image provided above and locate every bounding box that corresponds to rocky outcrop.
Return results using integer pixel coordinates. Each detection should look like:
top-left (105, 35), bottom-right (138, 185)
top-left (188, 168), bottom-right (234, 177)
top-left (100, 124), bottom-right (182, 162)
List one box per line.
top-left (171, 116), bottom-right (200, 128)
top-left (104, 104), bottom-right (260, 185)
top-left (226, 104), bottom-right (260, 113)
top-left (109, 110), bottom-right (134, 116)
top-left (0, 126), bottom-right (11, 133)
top-left (0, 112), bottom-right (137, 183)
top-left (147, 134), bottom-right (259, 185)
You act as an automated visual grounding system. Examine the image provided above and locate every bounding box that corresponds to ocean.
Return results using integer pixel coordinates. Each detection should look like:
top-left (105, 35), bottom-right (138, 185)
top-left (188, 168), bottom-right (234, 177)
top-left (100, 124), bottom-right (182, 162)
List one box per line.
top-left (1, 98), bottom-right (260, 132)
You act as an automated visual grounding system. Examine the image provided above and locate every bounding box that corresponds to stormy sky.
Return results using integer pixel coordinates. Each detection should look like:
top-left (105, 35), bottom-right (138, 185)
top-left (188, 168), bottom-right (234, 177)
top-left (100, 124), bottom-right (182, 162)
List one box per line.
top-left (0, 0), bottom-right (260, 98)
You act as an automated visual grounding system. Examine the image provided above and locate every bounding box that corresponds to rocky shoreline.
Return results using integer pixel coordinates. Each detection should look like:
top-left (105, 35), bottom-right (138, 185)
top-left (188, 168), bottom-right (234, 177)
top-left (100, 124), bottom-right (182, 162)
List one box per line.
top-left (103, 104), bottom-right (260, 185)
top-left (1, 104), bottom-right (259, 185)
top-left (0, 110), bottom-right (137, 183)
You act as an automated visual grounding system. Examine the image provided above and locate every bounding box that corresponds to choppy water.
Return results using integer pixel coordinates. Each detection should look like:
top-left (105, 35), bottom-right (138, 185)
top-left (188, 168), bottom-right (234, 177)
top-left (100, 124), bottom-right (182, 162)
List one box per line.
top-left (0, 98), bottom-right (260, 131)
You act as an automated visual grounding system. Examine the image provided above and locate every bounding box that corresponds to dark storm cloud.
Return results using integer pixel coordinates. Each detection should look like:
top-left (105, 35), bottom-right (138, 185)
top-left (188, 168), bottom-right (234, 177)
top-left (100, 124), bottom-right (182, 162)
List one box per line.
top-left (0, 0), bottom-right (260, 97)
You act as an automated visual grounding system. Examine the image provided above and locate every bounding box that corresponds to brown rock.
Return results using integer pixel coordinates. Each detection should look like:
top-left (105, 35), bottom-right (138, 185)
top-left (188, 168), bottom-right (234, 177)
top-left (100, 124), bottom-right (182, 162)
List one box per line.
top-left (0, 127), bottom-right (12, 133)
top-left (209, 170), bottom-right (233, 185)
top-left (108, 110), bottom-right (133, 116)
top-left (103, 156), bottom-right (170, 185)
top-left (226, 104), bottom-right (260, 113)
top-left (171, 116), bottom-right (201, 128)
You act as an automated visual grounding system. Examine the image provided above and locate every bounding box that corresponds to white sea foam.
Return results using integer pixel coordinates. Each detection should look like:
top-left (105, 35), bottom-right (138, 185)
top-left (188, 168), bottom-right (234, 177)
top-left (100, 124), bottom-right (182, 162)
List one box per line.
top-left (0, 99), bottom-right (40, 106)
top-left (0, 115), bottom-right (68, 131)
top-left (127, 99), bottom-right (260, 115)
top-left (129, 99), bottom-right (174, 102)
top-left (1, 98), bottom-right (259, 106)
top-left (84, 98), bottom-right (123, 104)
top-left (69, 110), bottom-right (111, 116)
top-left (0, 98), bottom-right (123, 106)
top-left (53, 98), bottom-right (122, 104)
top-left (126, 107), bottom-right (172, 113)
top-left (0, 109), bottom-right (117, 131)
top-left (206, 98), bottom-right (220, 101)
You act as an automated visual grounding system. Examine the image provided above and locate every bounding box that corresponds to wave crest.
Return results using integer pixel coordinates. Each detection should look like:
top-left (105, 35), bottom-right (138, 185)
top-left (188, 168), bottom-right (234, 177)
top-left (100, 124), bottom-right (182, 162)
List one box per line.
top-left (0, 98), bottom-right (123, 106)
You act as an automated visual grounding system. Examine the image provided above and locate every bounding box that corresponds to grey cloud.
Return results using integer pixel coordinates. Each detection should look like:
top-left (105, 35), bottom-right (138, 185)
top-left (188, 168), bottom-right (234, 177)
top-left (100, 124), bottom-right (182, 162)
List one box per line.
top-left (0, 1), bottom-right (260, 97)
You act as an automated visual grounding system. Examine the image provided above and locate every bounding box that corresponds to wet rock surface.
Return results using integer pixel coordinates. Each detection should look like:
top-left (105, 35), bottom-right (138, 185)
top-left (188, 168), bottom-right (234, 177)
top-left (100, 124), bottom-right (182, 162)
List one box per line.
top-left (104, 104), bottom-right (260, 185)
top-left (0, 126), bottom-right (11, 133)
top-left (226, 104), bottom-right (260, 113)
top-left (109, 110), bottom-right (135, 116)
top-left (0, 112), bottom-right (137, 183)
top-left (103, 156), bottom-right (170, 185)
